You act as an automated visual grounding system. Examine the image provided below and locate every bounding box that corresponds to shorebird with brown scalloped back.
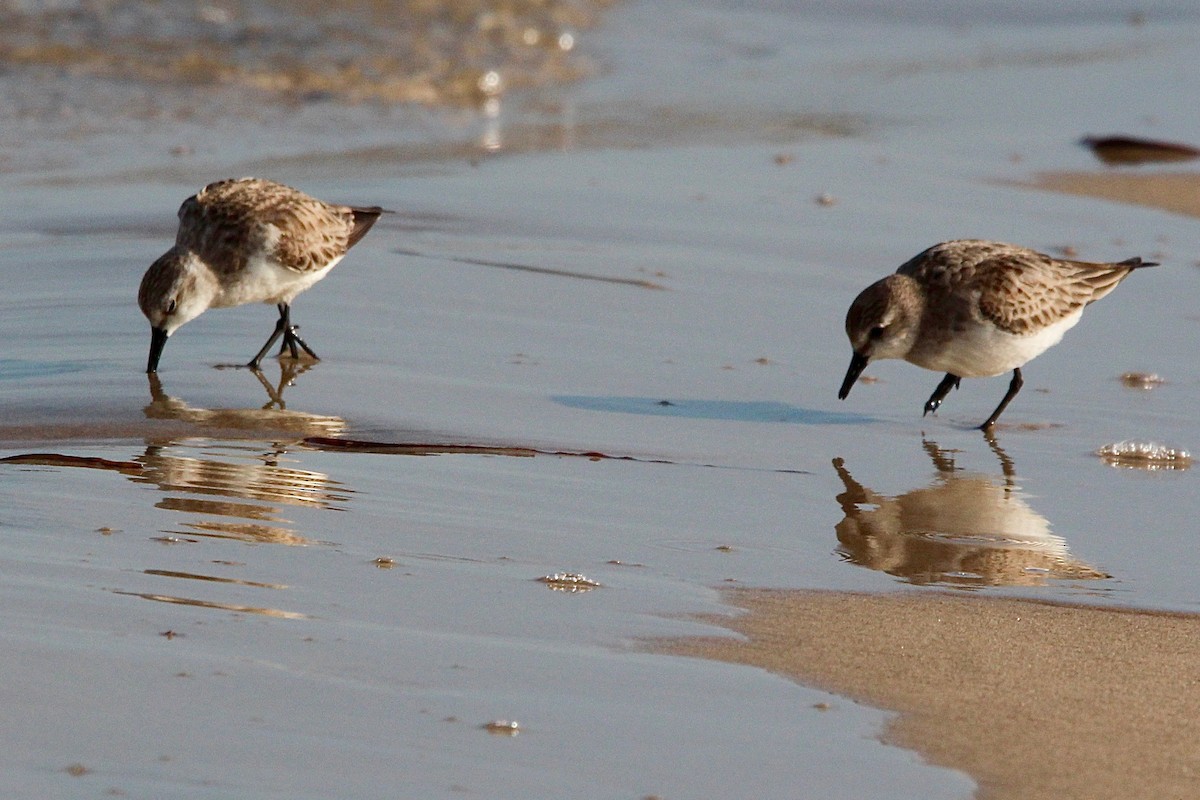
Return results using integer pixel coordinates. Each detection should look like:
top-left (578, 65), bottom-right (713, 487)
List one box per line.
top-left (838, 239), bottom-right (1158, 430)
top-left (138, 177), bottom-right (386, 373)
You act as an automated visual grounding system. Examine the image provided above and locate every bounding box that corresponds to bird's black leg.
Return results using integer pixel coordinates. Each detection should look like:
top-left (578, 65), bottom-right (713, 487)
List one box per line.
top-left (274, 303), bottom-right (299, 359)
top-left (979, 368), bottom-right (1023, 430)
top-left (248, 305), bottom-right (289, 369)
top-left (923, 373), bottom-right (961, 416)
top-left (278, 303), bottom-right (319, 361)
top-left (265, 303), bottom-right (320, 363)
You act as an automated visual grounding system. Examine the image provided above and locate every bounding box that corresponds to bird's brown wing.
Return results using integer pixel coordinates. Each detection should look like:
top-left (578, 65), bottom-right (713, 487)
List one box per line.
top-left (973, 253), bottom-right (1149, 335)
top-left (176, 178), bottom-right (356, 276)
top-left (269, 200), bottom-right (355, 274)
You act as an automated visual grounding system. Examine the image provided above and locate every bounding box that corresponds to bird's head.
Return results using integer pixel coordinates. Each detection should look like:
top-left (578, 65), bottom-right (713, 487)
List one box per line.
top-left (838, 274), bottom-right (923, 399)
top-left (138, 249), bottom-right (216, 372)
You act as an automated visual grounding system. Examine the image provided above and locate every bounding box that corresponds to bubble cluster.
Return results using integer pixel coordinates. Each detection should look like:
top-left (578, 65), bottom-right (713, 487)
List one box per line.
top-left (1096, 441), bottom-right (1192, 471)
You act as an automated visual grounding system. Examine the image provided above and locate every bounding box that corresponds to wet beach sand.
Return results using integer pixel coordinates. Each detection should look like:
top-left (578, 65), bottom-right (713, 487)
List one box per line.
top-left (645, 160), bottom-right (1200, 796)
top-left (659, 589), bottom-right (1200, 800)
top-left (4, 1), bottom-right (1200, 797)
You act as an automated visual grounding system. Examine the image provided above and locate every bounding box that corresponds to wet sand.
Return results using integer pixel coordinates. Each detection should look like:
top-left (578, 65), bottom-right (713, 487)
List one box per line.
top-left (660, 589), bottom-right (1200, 800)
top-left (5, 1), bottom-right (1200, 796)
top-left (1032, 170), bottom-right (1200, 224)
top-left (651, 161), bottom-right (1200, 800)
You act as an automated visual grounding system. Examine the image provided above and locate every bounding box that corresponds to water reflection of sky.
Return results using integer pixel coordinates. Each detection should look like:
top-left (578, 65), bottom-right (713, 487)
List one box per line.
top-left (554, 395), bottom-right (868, 424)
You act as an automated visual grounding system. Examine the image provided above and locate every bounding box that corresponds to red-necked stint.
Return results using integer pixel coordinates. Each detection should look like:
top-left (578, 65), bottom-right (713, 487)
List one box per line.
top-left (838, 239), bottom-right (1158, 430)
top-left (138, 177), bottom-right (386, 373)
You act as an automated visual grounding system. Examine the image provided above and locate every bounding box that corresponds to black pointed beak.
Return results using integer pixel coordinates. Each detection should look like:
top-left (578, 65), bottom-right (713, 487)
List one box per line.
top-left (147, 327), bottom-right (168, 374)
top-left (838, 351), bottom-right (869, 400)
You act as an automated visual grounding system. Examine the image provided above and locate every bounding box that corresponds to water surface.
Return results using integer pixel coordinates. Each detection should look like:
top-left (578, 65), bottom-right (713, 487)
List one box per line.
top-left (3, 0), bottom-right (1200, 796)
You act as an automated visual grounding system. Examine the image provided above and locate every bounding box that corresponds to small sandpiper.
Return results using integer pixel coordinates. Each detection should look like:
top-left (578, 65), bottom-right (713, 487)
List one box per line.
top-left (138, 177), bottom-right (386, 373)
top-left (838, 239), bottom-right (1158, 429)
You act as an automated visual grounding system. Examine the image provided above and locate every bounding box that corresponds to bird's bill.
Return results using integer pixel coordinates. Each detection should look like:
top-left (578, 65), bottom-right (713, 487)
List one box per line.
top-left (147, 327), bottom-right (169, 373)
top-left (838, 351), bottom-right (869, 400)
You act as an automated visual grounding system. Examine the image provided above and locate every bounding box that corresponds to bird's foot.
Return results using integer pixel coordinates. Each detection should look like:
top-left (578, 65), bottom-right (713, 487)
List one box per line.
top-left (922, 374), bottom-right (962, 417)
top-left (279, 326), bottom-right (320, 362)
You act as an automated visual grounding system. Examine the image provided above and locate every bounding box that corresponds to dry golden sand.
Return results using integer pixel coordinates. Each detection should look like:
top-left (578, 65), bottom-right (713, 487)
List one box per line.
top-left (1032, 170), bottom-right (1200, 220)
top-left (658, 589), bottom-right (1200, 800)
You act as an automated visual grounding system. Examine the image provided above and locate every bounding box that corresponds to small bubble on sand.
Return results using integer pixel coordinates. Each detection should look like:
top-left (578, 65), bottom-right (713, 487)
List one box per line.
top-left (537, 572), bottom-right (601, 592)
top-left (1118, 371), bottom-right (1165, 389)
top-left (1097, 441), bottom-right (1191, 470)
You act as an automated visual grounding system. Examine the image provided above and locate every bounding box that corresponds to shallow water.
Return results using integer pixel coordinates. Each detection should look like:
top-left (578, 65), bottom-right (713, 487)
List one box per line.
top-left (3, 0), bottom-right (1200, 796)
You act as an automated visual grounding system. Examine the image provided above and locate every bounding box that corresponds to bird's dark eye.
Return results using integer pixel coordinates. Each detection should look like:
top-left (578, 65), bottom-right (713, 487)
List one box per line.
top-left (167, 299), bottom-right (177, 315)
top-left (868, 325), bottom-right (885, 340)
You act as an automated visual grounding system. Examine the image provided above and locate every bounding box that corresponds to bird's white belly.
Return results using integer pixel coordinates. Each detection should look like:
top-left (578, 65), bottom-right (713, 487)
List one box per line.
top-left (910, 311), bottom-right (1083, 378)
top-left (211, 254), bottom-right (342, 309)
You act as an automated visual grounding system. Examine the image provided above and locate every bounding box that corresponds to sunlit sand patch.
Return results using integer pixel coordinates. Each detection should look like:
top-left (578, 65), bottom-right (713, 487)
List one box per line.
top-left (1026, 170), bottom-right (1200, 220)
top-left (654, 589), bottom-right (1200, 800)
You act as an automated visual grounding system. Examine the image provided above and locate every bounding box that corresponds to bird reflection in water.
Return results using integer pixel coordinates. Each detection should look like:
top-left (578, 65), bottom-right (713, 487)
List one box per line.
top-left (145, 363), bottom-right (346, 429)
top-left (0, 370), bottom-right (356, 616)
top-left (137, 366), bottom-right (351, 545)
top-left (832, 439), bottom-right (1107, 586)
top-left (129, 441), bottom-right (350, 546)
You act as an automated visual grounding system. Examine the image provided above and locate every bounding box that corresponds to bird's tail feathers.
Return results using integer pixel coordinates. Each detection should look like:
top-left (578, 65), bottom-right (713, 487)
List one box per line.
top-left (347, 206), bottom-right (391, 248)
top-left (1118, 256), bottom-right (1160, 270)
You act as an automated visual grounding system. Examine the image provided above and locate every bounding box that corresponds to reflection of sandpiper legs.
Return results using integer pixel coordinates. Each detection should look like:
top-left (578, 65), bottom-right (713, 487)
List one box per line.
top-left (249, 303), bottom-right (319, 369)
top-left (921, 436), bottom-right (1016, 487)
top-left (919, 436), bottom-right (1017, 491)
top-left (148, 372), bottom-right (166, 403)
top-left (251, 361), bottom-right (308, 410)
top-left (981, 428), bottom-right (1017, 488)
top-left (148, 364), bottom-right (311, 416)
top-left (832, 442), bottom-right (1106, 585)
top-left (831, 457), bottom-right (868, 517)
top-left (921, 439), bottom-right (957, 474)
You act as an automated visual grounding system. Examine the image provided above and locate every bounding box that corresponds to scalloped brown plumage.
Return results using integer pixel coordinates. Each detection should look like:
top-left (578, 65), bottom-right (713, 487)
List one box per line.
top-left (839, 239), bottom-right (1157, 429)
top-left (139, 177), bottom-right (387, 373)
